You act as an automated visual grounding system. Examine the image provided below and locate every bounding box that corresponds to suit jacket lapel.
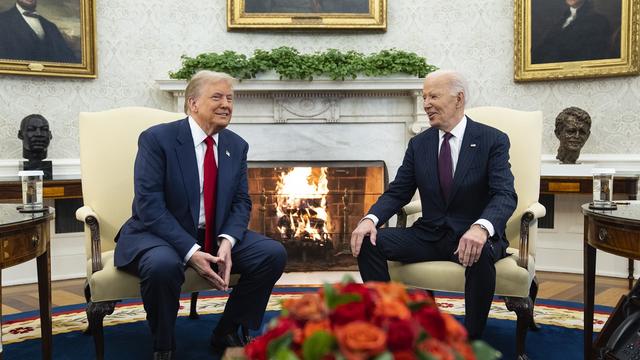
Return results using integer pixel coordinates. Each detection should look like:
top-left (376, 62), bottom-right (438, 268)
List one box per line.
top-left (215, 130), bottom-right (233, 234)
top-left (449, 118), bottom-right (480, 204)
top-left (175, 118), bottom-right (200, 231)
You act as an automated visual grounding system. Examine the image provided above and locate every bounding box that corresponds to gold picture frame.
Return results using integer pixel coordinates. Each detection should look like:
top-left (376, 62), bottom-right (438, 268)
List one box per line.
top-left (514, 0), bottom-right (639, 81)
top-left (227, 0), bottom-right (386, 30)
top-left (0, 0), bottom-right (96, 78)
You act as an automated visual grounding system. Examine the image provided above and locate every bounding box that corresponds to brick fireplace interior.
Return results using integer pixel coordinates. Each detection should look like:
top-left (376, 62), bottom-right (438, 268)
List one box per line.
top-left (247, 161), bottom-right (387, 271)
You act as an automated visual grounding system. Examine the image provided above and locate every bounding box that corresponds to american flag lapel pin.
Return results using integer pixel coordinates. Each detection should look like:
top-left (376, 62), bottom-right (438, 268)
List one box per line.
top-left (225, 149), bottom-right (231, 157)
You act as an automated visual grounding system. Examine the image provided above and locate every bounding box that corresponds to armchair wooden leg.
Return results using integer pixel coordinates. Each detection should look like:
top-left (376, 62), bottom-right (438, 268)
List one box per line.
top-left (86, 301), bottom-right (116, 360)
top-left (528, 277), bottom-right (541, 331)
top-left (504, 296), bottom-right (533, 360)
top-left (189, 292), bottom-right (199, 319)
top-left (83, 283), bottom-right (92, 335)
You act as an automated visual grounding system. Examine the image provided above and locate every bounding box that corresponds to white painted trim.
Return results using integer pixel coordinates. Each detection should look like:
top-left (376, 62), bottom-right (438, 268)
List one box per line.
top-left (0, 158), bottom-right (80, 180)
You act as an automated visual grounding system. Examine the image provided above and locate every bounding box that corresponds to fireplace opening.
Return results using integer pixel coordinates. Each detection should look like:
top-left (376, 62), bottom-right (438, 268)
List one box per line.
top-left (248, 161), bottom-right (387, 271)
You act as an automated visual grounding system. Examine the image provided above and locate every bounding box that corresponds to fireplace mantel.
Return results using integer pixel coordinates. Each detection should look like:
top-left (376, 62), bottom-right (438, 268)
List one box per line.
top-left (156, 77), bottom-right (428, 134)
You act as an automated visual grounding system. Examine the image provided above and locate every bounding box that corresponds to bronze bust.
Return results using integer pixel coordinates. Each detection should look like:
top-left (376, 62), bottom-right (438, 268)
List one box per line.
top-left (18, 114), bottom-right (52, 161)
top-left (554, 107), bottom-right (591, 164)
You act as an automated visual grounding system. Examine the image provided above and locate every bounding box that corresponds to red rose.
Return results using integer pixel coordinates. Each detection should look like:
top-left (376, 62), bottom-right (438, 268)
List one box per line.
top-left (386, 319), bottom-right (416, 351)
top-left (330, 301), bottom-right (367, 326)
top-left (245, 317), bottom-right (297, 360)
top-left (340, 283), bottom-right (375, 315)
top-left (415, 307), bottom-right (446, 341)
top-left (393, 350), bottom-right (418, 360)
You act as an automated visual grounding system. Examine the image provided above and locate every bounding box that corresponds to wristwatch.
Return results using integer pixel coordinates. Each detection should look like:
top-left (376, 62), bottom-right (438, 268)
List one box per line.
top-left (473, 223), bottom-right (490, 239)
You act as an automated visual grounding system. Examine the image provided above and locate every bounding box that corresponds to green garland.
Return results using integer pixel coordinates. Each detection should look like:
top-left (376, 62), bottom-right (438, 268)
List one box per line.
top-left (169, 47), bottom-right (437, 81)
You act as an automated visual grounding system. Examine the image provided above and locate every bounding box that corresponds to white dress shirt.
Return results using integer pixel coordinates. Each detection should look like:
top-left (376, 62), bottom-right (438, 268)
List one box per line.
top-left (16, 3), bottom-right (45, 40)
top-left (562, 7), bottom-right (578, 29)
top-left (365, 115), bottom-right (495, 237)
top-left (183, 116), bottom-right (236, 264)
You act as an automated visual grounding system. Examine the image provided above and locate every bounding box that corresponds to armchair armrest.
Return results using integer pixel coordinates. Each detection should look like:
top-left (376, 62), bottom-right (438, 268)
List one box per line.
top-left (76, 205), bottom-right (103, 273)
top-left (396, 200), bottom-right (422, 228)
top-left (517, 202), bottom-right (546, 269)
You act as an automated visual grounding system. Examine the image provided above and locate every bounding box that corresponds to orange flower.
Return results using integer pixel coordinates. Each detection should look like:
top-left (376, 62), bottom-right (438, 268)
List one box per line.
top-left (373, 299), bottom-right (411, 321)
top-left (303, 319), bottom-right (331, 339)
top-left (335, 321), bottom-right (386, 360)
top-left (417, 338), bottom-right (455, 360)
top-left (451, 341), bottom-right (476, 360)
top-left (282, 293), bottom-right (327, 321)
top-left (441, 313), bottom-right (468, 342)
top-left (369, 282), bottom-right (409, 302)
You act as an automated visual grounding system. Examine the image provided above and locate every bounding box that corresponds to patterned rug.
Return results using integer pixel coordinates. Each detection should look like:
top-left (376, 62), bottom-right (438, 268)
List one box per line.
top-left (2, 287), bottom-right (611, 359)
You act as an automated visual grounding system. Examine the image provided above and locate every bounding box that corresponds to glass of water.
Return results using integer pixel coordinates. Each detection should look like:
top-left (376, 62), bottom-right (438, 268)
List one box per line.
top-left (18, 170), bottom-right (44, 211)
top-left (592, 168), bottom-right (615, 208)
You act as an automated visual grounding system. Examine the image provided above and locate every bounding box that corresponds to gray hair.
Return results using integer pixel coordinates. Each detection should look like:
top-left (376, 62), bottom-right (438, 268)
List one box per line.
top-left (183, 70), bottom-right (236, 114)
top-left (426, 69), bottom-right (470, 105)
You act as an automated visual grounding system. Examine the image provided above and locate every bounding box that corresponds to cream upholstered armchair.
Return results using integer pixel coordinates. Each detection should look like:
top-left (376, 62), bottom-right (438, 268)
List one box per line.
top-left (76, 107), bottom-right (239, 359)
top-left (388, 106), bottom-right (545, 360)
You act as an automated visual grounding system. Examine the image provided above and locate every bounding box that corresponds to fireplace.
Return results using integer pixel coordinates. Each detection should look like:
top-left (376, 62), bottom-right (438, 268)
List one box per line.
top-left (248, 161), bottom-right (387, 271)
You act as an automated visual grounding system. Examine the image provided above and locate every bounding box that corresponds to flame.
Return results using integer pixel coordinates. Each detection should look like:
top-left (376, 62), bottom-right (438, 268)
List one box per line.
top-left (275, 167), bottom-right (331, 241)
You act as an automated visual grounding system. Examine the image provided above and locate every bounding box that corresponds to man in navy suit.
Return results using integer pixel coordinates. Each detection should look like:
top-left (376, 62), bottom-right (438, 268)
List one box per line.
top-left (351, 70), bottom-right (517, 339)
top-left (0, 0), bottom-right (78, 63)
top-left (115, 71), bottom-right (287, 359)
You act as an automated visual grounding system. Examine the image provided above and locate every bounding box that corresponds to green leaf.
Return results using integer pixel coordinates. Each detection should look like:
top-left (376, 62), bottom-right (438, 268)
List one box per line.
top-left (267, 333), bottom-right (294, 359)
top-left (373, 351), bottom-right (393, 360)
top-left (302, 331), bottom-right (335, 360)
top-left (169, 48), bottom-right (436, 80)
top-left (273, 346), bottom-right (300, 360)
top-left (471, 340), bottom-right (502, 360)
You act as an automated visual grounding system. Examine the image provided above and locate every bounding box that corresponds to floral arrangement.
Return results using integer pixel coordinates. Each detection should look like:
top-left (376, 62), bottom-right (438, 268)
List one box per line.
top-left (244, 279), bottom-right (500, 360)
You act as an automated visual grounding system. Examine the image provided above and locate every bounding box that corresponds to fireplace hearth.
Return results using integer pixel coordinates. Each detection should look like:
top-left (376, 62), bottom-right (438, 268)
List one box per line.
top-left (248, 161), bottom-right (386, 271)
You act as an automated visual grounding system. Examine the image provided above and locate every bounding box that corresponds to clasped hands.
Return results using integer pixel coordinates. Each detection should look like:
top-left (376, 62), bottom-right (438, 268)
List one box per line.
top-left (187, 238), bottom-right (232, 290)
top-left (350, 219), bottom-right (488, 267)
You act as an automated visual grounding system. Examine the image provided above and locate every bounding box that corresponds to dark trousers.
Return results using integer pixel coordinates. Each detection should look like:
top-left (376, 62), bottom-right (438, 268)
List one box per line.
top-left (357, 225), bottom-right (504, 339)
top-left (123, 230), bottom-right (287, 351)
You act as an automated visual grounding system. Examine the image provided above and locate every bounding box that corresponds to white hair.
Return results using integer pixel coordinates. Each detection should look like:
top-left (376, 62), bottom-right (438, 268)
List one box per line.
top-left (425, 69), bottom-right (470, 105)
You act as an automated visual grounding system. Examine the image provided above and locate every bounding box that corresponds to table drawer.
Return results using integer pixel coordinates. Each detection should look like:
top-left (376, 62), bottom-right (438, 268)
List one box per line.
top-left (0, 223), bottom-right (46, 267)
top-left (589, 219), bottom-right (640, 259)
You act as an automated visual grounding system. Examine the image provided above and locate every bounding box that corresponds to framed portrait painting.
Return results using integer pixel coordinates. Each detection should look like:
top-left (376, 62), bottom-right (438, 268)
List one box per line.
top-left (514, 0), bottom-right (639, 81)
top-left (0, 0), bottom-right (96, 78)
top-left (227, 0), bottom-right (386, 30)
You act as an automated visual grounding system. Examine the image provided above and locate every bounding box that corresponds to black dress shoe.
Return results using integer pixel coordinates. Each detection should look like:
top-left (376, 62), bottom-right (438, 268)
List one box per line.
top-left (153, 350), bottom-right (172, 360)
top-left (210, 332), bottom-right (246, 354)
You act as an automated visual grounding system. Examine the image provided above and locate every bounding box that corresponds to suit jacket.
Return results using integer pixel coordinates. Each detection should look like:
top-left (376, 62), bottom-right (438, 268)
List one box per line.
top-left (368, 117), bottom-right (517, 248)
top-left (114, 118), bottom-right (251, 267)
top-left (532, 0), bottom-right (611, 64)
top-left (0, 6), bottom-right (78, 63)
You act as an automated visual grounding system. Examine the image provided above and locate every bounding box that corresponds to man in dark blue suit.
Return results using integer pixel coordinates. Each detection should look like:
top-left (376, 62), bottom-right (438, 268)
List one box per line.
top-left (351, 70), bottom-right (517, 339)
top-left (0, 0), bottom-right (78, 63)
top-left (115, 71), bottom-right (287, 359)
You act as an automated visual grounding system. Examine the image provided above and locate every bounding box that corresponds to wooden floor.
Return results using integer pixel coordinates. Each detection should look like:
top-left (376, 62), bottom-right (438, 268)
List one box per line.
top-left (0, 271), bottom-right (631, 315)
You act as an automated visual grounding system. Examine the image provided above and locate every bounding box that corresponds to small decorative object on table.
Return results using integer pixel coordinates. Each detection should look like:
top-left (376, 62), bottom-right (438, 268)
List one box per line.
top-left (590, 168), bottom-right (617, 210)
top-left (17, 114), bottom-right (53, 180)
top-left (244, 277), bottom-right (500, 359)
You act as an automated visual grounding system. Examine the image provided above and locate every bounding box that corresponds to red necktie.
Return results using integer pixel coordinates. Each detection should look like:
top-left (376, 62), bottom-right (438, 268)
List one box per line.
top-left (203, 136), bottom-right (218, 254)
top-left (438, 132), bottom-right (453, 201)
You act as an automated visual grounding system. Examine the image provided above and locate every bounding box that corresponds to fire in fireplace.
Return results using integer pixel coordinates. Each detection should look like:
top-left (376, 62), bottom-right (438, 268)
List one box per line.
top-left (248, 161), bottom-right (387, 271)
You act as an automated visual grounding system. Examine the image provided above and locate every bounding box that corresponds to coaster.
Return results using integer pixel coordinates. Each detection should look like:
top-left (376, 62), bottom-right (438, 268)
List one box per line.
top-left (588, 202), bottom-right (618, 210)
top-left (16, 205), bottom-right (48, 213)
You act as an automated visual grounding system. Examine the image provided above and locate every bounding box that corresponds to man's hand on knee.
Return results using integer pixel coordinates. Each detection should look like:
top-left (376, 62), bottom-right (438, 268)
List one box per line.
top-left (187, 251), bottom-right (227, 290)
top-left (455, 225), bottom-right (488, 267)
top-left (350, 218), bottom-right (377, 257)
